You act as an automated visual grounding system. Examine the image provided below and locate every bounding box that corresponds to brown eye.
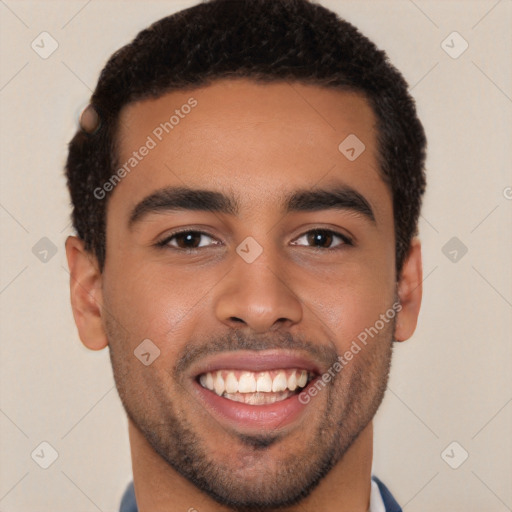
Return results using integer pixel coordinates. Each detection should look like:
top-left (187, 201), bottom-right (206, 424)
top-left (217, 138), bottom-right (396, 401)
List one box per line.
top-left (174, 232), bottom-right (203, 248)
top-left (307, 230), bottom-right (334, 248)
top-left (292, 229), bottom-right (352, 249)
top-left (160, 231), bottom-right (219, 250)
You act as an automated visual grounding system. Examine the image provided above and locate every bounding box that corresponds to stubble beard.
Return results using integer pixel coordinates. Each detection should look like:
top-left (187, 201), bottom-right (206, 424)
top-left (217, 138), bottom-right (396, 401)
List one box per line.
top-left (105, 314), bottom-right (395, 511)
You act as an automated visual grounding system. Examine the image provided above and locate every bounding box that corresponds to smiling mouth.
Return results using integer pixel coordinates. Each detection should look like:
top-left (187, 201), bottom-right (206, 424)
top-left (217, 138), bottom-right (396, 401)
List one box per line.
top-left (198, 369), bottom-right (315, 405)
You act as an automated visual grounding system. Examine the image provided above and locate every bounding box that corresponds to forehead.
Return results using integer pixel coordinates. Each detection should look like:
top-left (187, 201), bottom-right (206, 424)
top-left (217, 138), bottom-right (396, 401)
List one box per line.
top-left (112, 79), bottom-right (388, 217)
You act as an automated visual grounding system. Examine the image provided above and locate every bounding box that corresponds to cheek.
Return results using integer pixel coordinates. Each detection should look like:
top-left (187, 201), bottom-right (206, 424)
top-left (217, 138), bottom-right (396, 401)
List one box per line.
top-left (102, 263), bottom-right (218, 351)
top-left (296, 258), bottom-right (396, 348)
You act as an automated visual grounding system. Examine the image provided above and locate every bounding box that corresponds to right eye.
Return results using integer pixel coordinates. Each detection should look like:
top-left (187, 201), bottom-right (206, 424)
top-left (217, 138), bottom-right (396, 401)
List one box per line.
top-left (156, 230), bottom-right (222, 251)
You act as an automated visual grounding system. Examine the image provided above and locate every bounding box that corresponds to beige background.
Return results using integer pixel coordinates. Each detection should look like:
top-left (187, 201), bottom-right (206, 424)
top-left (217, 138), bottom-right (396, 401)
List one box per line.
top-left (1, 0), bottom-right (511, 510)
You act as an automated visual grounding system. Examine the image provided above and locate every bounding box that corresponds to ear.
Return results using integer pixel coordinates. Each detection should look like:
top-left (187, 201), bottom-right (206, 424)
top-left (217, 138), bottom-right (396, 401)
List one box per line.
top-left (394, 238), bottom-right (423, 342)
top-left (65, 236), bottom-right (108, 350)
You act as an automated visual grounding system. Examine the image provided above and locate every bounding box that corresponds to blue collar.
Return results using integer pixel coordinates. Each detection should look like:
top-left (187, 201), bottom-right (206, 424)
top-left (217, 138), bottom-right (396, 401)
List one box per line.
top-left (371, 475), bottom-right (403, 512)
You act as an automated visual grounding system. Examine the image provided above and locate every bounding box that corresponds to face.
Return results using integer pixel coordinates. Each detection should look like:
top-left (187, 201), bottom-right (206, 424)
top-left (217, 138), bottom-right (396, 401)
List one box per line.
top-left (83, 79), bottom-right (405, 509)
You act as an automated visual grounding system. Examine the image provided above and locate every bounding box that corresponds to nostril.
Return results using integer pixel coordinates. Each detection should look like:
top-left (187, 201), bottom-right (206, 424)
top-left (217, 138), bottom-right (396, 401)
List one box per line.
top-left (230, 317), bottom-right (245, 323)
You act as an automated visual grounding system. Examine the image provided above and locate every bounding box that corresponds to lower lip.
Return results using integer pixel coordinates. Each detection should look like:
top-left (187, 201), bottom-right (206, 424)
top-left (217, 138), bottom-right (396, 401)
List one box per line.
top-left (193, 380), bottom-right (312, 431)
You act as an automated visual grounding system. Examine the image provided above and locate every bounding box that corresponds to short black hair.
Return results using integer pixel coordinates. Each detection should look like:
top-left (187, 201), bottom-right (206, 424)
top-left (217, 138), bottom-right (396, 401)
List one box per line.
top-left (65, 0), bottom-right (426, 274)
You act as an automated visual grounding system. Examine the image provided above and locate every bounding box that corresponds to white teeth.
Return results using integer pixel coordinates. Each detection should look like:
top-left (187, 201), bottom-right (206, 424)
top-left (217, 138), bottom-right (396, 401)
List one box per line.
top-left (287, 371), bottom-right (297, 391)
top-left (198, 368), bottom-right (312, 398)
top-left (239, 372), bottom-right (257, 393)
top-left (244, 393), bottom-right (268, 405)
top-left (256, 372), bottom-right (272, 392)
top-left (244, 391), bottom-right (289, 405)
top-left (272, 372), bottom-right (288, 392)
top-left (213, 373), bottom-right (225, 396)
top-left (205, 372), bottom-right (214, 391)
top-left (225, 372), bottom-right (238, 394)
top-left (223, 391), bottom-right (294, 405)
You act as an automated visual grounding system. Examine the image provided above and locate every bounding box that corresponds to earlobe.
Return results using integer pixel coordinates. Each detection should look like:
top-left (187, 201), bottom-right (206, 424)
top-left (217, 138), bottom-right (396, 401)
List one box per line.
top-left (394, 238), bottom-right (423, 342)
top-left (65, 236), bottom-right (108, 351)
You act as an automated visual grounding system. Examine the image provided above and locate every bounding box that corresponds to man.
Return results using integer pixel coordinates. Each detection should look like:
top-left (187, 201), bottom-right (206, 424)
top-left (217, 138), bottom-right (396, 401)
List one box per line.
top-left (64, 0), bottom-right (426, 510)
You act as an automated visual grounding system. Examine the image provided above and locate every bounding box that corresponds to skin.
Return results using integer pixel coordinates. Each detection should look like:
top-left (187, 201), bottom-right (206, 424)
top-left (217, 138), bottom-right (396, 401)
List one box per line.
top-left (66, 79), bottom-right (423, 512)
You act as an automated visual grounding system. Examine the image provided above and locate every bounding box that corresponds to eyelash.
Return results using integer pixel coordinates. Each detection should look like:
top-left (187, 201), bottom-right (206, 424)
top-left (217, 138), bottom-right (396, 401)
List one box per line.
top-left (155, 228), bottom-right (354, 252)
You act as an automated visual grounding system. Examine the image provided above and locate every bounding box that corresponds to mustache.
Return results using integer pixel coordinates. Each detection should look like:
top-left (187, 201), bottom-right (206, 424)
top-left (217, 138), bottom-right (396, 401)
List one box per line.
top-left (173, 330), bottom-right (339, 376)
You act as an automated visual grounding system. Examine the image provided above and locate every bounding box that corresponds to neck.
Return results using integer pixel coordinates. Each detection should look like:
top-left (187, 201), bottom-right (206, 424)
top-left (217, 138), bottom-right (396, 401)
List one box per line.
top-left (128, 420), bottom-right (373, 512)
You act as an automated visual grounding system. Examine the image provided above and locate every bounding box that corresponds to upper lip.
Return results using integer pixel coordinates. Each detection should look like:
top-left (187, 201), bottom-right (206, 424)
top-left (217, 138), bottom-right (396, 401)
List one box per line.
top-left (191, 349), bottom-right (322, 378)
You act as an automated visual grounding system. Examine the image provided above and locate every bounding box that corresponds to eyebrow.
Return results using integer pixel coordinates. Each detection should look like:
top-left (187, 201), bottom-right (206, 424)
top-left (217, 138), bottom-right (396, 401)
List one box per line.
top-left (286, 186), bottom-right (375, 223)
top-left (128, 184), bottom-right (376, 228)
top-left (128, 187), bottom-right (239, 228)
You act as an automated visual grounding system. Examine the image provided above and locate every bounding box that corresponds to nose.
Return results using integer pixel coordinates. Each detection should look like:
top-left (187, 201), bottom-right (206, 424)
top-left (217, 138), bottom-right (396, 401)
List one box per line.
top-left (214, 248), bottom-right (303, 333)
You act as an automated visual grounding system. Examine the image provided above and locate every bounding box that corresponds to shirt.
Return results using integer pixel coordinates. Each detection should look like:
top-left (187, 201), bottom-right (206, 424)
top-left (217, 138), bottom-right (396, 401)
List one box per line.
top-left (119, 474), bottom-right (402, 512)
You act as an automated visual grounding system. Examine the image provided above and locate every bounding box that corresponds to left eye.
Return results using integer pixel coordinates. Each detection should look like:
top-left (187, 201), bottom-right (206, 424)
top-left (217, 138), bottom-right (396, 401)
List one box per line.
top-left (291, 229), bottom-right (352, 249)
